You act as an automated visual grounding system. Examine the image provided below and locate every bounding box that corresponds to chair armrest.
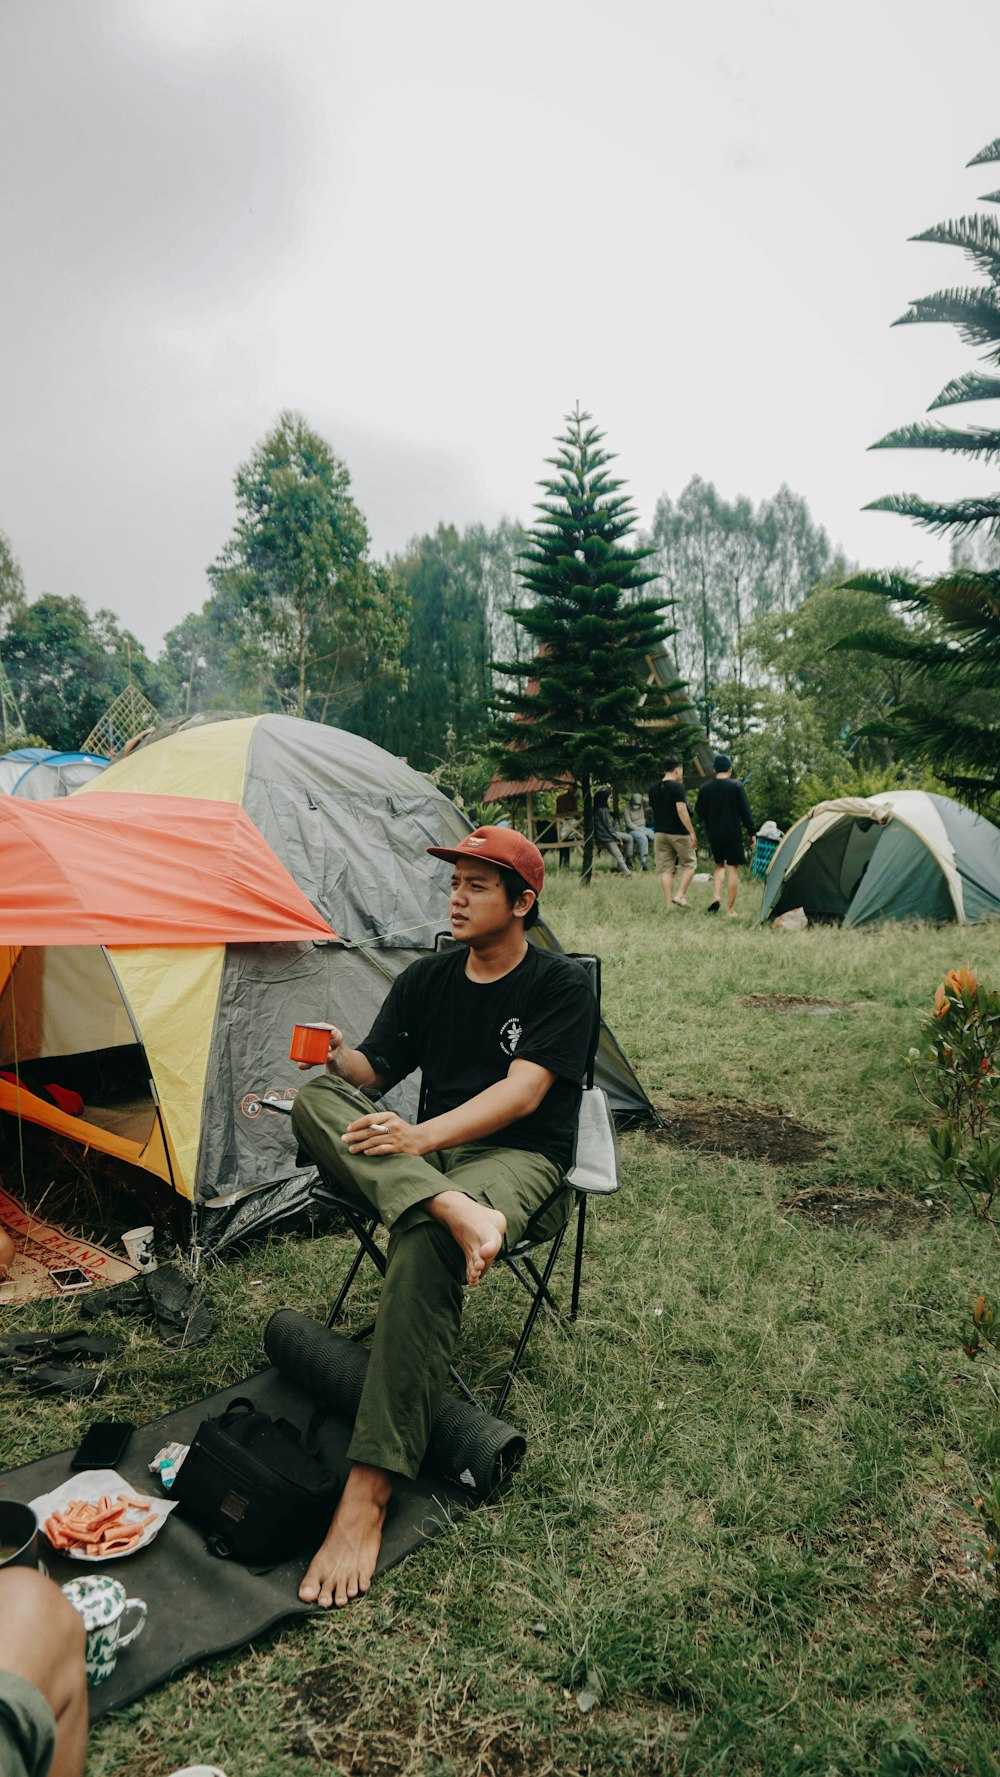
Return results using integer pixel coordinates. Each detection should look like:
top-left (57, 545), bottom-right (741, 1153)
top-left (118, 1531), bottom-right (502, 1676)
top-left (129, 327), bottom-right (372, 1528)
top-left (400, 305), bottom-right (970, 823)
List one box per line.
top-left (565, 1087), bottom-right (620, 1197)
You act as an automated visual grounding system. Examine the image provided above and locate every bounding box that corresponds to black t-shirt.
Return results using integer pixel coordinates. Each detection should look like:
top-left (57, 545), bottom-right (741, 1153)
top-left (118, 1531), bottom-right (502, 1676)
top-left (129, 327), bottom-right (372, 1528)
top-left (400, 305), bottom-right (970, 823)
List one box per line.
top-left (357, 945), bottom-right (597, 1173)
top-left (696, 777), bottom-right (755, 843)
top-left (649, 779), bottom-right (689, 834)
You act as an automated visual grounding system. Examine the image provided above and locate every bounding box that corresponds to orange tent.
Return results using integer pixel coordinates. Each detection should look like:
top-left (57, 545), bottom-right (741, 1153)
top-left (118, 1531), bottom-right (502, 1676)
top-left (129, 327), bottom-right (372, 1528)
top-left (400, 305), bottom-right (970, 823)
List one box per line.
top-left (0, 793), bottom-right (336, 947)
top-left (0, 795), bottom-right (335, 1201)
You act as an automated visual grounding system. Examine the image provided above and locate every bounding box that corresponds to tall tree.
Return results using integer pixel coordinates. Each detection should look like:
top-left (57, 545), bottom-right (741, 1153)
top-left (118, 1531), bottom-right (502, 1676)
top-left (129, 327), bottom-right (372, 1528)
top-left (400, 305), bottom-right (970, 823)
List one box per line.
top-left (493, 406), bottom-right (691, 884)
top-left (387, 524), bottom-right (491, 769)
top-left (0, 530), bottom-right (28, 746)
top-left (0, 529), bottom-right (26, 636)
top-left (207, 411), bottom-right (407, 726)
top-left (647, 478), bottom-right (846, 736)
top-left (756, 485), bottom-right (845, 614)
top-left (1, 595), bottom-right (160, 750)
top-left (750, 581), bottom-right (922, 763)
top-left (837, 134), bottom-right (1000, 802)
top-left (648, 477), bottom-right (728, 730)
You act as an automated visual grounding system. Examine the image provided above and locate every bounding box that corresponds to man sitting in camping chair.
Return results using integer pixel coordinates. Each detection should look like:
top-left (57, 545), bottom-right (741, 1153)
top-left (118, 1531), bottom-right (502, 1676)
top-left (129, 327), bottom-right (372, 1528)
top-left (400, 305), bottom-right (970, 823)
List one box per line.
top-left (290, 827), bottom-right (596, 1609)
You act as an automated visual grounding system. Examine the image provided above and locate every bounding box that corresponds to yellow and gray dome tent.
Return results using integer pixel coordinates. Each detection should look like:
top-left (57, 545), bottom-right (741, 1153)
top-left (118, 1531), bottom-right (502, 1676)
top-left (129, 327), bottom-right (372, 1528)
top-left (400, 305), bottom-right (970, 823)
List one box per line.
top-left (66, 716), bottom-right (654, 1246)
top-left (759, 790), bottom-right (1000, 928)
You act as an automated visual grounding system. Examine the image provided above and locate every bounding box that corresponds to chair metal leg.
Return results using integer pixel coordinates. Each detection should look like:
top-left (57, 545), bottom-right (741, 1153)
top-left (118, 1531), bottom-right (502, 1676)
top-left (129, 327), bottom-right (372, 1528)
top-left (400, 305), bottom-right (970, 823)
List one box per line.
top-left (324, 1240), bottom-right (371, 1327)
top-left (570, 1194), bottom-right (587, 1320)
top-left (494, 1223), bottom-right (568, 1416)
top-left (507, 1252), bottom-right (563, 1319)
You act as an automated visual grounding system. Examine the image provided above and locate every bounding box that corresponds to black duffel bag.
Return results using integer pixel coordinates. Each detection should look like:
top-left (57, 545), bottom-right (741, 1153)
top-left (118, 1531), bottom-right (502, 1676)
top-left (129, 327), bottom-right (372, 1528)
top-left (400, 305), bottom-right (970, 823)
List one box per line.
top-left (174, 1396), bottom-right (344, 1566)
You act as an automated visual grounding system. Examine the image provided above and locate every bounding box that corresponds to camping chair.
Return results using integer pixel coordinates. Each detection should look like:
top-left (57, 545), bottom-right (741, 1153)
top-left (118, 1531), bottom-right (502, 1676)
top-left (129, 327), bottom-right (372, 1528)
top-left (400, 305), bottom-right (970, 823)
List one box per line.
top-left (269, 949), bottom-right (619, 1415)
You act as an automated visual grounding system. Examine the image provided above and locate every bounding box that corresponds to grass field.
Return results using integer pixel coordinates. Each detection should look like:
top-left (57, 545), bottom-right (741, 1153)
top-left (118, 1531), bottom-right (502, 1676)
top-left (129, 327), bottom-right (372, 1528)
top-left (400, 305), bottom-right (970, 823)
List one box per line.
top-left (3, 869), bottom-right (1000, 1776)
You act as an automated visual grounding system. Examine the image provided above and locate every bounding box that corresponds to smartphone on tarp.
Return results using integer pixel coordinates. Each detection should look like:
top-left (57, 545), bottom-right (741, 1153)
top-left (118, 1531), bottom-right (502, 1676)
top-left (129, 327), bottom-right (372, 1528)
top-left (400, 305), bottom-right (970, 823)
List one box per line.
top-left (48, 1267), bottom-right (91, 1292)
top-left (71, 1421), bottom-right (135, 1471)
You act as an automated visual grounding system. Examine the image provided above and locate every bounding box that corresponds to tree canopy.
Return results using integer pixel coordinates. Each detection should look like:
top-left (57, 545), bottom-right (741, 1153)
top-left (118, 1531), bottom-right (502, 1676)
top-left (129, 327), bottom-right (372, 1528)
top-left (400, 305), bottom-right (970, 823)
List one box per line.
top-left (647, 478), bottom-right (847, 735)
top-left (493, 406), bottom-right (692, 882)
top-left (205, 411), bottom-right (407, 728)
top-left (1, 593), bottom-right (160, 752)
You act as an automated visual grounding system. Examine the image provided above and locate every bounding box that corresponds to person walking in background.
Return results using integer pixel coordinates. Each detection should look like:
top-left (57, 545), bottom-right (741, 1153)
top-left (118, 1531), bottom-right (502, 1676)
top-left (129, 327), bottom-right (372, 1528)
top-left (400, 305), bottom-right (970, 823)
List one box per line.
top-left (649, 757), bottom-right (697, 910)
top-left (592, 790), bottom-right (634, 875)
top-left (696, 755), bottom-right (756, 917)
top-left (623, 792), bottom-right (652, 871)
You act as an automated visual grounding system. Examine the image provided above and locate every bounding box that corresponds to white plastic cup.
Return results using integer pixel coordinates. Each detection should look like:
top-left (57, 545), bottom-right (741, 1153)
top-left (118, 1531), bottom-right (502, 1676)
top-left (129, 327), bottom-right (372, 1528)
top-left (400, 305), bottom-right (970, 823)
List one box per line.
top-left (121, 1226), bottom-right (156, 1271)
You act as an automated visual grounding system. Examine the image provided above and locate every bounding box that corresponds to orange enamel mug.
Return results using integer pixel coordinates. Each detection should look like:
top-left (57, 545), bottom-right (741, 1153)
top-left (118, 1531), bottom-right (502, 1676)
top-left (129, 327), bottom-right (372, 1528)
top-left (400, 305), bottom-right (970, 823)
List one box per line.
top-left (289, 1022), bottom-right (335, 1065)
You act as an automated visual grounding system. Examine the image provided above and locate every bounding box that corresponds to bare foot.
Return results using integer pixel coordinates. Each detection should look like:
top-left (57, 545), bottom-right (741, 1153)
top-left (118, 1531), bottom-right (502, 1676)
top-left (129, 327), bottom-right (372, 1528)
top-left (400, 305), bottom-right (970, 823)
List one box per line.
top-left (674, 897), bottom-right (689, 908)
top-left (298, 1464), bottom-right (392, 1608)
top-left (427, 1190), bottom-right (506, 1286)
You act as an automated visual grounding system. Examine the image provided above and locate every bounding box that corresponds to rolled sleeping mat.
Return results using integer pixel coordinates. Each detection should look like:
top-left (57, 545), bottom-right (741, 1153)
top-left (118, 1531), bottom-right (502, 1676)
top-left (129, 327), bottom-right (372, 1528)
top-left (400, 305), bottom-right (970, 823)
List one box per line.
top-left (263, 1308), bottom-right (526, 1497)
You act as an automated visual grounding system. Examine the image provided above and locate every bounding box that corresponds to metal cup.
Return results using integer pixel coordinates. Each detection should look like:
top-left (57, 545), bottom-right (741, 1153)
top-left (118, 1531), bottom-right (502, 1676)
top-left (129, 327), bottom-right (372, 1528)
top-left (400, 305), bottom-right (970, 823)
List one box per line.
top-left (0, 1499), bottom-right (40, 1570)
top-left (290, 1022), bottom-right (334, 1065)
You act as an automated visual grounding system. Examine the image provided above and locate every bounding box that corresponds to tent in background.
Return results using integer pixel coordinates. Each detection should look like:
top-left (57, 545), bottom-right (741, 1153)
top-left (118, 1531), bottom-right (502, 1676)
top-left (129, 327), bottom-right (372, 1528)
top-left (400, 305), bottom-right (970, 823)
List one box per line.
top-left (759, 790), bottom-right (1000, 927)
top-left (28, 713), bottom-right (661, 1247)
top-left (0, 794), bottom-right (335, 1209)
top-left (0, 748), bottom-right (108, 798)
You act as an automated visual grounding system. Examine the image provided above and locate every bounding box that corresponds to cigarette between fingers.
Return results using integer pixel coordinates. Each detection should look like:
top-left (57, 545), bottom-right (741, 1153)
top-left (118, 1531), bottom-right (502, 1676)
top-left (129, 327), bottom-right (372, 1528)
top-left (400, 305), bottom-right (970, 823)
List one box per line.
top-left (370, 1122), bottom-right (389, 1133)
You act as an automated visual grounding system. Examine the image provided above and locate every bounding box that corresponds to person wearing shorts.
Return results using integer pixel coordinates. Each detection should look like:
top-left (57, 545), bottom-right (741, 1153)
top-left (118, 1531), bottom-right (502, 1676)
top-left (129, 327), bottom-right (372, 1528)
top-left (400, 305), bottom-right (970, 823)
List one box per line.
top-left (695, 755), bottom-right (756, 917)
top-left (0, 1571), bottom-right (87, 1777)
top-left (649, 758), bottom-right (697, 910)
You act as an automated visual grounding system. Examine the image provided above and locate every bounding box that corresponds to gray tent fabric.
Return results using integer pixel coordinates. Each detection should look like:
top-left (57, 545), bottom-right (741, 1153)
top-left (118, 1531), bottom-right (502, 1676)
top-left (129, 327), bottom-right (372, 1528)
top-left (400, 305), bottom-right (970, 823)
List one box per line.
top-left (86, 716), bottom-right (655, 1247)
top-left (760, 790), bottom-right (1000, 928)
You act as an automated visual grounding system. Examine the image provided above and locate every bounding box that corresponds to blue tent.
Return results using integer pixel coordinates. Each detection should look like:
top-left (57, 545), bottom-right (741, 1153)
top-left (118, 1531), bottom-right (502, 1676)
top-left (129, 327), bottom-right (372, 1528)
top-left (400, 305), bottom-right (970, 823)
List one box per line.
top-left (0, 748), bottom-right (109, 799)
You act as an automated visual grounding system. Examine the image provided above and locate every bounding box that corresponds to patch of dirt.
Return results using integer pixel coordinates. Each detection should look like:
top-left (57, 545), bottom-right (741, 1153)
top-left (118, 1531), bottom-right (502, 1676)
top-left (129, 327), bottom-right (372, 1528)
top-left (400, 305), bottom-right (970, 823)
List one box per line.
top-left (780, 1183), bottom-right (947, 1237)
top-left (285, 1663), bottom-right (684, 1776)
top-left (653, 1096), bottom-right (830, 1165)
top-left (737, 993), bottom-right (869, 1015)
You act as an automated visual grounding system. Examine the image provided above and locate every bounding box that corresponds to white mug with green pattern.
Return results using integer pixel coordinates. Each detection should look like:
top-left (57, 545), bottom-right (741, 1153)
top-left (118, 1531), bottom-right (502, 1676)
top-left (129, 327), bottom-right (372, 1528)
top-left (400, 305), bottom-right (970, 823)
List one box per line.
top-left (61, 1573), bottom-right (147, 1685)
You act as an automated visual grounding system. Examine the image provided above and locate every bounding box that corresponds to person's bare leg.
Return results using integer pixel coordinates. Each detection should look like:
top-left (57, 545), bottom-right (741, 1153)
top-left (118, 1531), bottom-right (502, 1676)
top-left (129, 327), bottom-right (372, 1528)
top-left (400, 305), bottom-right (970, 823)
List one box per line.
top-left (709, 863), bottom-right (724, 909)
top-left (675, 859), bottom-right (696, 906)
top-left (727, 865), bottom-right (739, 914)
top-left (426, 1189), bottom-right (506, 1285)
top-left (0, 1571), bottom-right (88, 1777)
top-left (660, 868), bottom-right (674, 908)
top-left (299, 1463), bottom-right (393, 1608)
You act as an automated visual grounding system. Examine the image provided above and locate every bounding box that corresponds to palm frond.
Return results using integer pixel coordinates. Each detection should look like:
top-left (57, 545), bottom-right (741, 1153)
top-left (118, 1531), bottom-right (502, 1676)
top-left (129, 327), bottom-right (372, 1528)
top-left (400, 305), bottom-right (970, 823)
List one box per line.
top-left (911, 214), bottom-right (1000, 283)
top-left (980, 189), bottom-right (1000, 207)
top-left (928, 570), bottom-right (1000, 635)
top-left (968, 136), bottom-right (1000, 168)
top-left (870, 421), bottom-right (1000, 462)
top-left (928, 371), bottom-right (1000, 409)
top-left (831, 628), bottom-right (962, 675)
top-left (862, 702), bottom-right (1000, 777)
top-left (864, 493), bottom-right (1000, 535)
top-left (840, 569), bottom-right (925, 604)
top-left (892, 287), bottom-right (1000, 357)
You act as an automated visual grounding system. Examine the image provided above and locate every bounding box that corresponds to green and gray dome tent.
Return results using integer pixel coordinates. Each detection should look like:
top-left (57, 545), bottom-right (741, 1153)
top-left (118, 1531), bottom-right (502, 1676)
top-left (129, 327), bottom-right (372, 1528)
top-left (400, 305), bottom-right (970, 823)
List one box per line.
top-left (759, 790), bottom-right (1000, 928)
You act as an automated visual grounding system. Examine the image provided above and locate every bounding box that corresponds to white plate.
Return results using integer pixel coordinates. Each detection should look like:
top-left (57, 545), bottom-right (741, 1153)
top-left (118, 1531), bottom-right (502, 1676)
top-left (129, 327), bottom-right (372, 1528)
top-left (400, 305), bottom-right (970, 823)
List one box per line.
top-left (29, 1468), bottom-right (176, 1562)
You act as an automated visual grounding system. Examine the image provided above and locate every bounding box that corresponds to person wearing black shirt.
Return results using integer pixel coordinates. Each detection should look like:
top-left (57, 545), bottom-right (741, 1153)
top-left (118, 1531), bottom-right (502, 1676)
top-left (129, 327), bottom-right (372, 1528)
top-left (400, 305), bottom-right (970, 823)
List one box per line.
top-left (291, 827), bottom-right (596, 1609)
top-left (695, 754), bottom-right (756, 916)
top-left (649, 757), bottom-right (698, 910)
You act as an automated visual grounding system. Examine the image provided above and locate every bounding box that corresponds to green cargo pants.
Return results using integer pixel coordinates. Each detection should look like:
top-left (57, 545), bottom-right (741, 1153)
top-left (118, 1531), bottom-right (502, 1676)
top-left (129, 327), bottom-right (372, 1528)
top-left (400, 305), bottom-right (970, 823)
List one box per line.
top-left (291, 1074), bottom-right (568, 1478)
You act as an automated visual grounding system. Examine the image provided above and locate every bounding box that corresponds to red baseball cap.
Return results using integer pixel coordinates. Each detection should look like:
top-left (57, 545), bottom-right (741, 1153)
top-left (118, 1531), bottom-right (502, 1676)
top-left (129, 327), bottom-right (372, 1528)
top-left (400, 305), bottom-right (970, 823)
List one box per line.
top-left (427, 826), bottom-right (545, 897)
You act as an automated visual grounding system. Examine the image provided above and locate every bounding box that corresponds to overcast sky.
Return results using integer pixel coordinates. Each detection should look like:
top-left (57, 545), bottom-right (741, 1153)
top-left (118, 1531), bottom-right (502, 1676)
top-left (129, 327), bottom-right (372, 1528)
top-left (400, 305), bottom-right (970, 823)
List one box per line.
top-left (2, 0), bottom-right (999, 653)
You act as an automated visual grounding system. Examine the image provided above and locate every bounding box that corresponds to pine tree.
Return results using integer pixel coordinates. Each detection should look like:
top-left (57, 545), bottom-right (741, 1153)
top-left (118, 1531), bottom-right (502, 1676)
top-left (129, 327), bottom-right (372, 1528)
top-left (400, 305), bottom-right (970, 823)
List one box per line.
top-left (837, 134), bottom-right (1000, 803)
top-left (493, 406), bottom-right (692, 883)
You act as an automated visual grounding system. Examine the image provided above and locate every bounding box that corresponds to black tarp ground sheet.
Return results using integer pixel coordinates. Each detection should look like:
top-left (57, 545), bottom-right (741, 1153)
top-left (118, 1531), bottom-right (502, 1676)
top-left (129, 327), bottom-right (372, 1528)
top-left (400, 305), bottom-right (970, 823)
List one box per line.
top-left (0, 1315), bottom-right (525, 1721)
